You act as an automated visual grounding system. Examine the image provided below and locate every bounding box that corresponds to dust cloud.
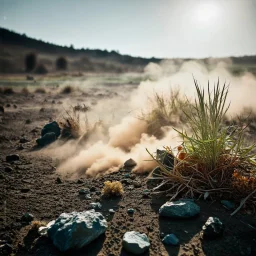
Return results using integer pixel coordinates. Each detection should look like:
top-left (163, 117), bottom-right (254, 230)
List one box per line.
top-left (47, 59), bottom-right (256, 177)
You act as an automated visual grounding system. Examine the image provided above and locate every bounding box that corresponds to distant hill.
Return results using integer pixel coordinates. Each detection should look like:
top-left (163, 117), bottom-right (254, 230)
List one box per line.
top-left (0, 27), bottom-right (161, 74)
top-left (0, 27), bottom-right (255, 75)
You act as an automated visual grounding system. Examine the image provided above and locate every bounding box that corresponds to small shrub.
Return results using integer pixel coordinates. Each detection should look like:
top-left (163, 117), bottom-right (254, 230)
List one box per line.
top-left (140, 89), bottom-right (193, 137)
top-left (61, 85), bottom-right (73, 94)
top-left (25, 52), bottom-right (37, 72)
top-left (3, 88), bottom-right (14, 94)
top-left (30, 220), bottom-right (46, 230)
top-left (102, 181), bottom-right (124, 197)
top-left (148, 79), bottom-right (256, 213)
top-left (74, 103), bottom-right (90, 112)
top-left (21, 87), bottom-right (30, 95)
top-left (35, 88), bottom-right (46, 94)
top-left (56, 56), bottom-right (68, 70)
top-left (34, 64), bottom-right (48, 75)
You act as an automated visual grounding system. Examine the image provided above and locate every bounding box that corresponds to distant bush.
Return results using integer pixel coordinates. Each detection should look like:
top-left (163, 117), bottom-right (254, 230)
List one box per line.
top-left (56, 56), bottom-right (68, 70)
top-left (35, 88), bottom-right (46, 94)
top-left (3, 87), bottom-right (14, 94)
top-left (61, 85), bottom-right (73, 94)
top-left (34, 64), bottom-right (48, 75)
top-left (21, 87), bottom-right (30, 95)
top-left (25, 52), bottom-right (37, 72)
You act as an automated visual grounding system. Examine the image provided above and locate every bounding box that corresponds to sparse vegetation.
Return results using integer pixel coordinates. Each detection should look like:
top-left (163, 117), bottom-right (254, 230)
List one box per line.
top-left (3, 87), bottom-right (14, 94)
top-left (34, 64), bottom-right (48, 74)
top-left (61, 85), bottom-right (73, 94)
top-left (140, 90), bottom-right (193, 137)
top-left (102, 181), bottom-right (124, 197)
top-left (56, 56), bottom-right (68, 70)
top-left (148, 79), bottom-right (256, 213)
top-left (35, 87), bottom-right (46, 94)
top-left (25, 52), bottom-right (37, 72)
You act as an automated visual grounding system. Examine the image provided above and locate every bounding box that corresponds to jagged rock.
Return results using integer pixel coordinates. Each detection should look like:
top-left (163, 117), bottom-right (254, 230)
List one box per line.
top-left (159, 200), bottom-right (200, 219)
top-left (124, 158), bottom-right (137, 168)
top-left (122, 231), bottom-right (150, 255)
top-left (221, 200), bottom-right (235, 210)
top-left (162, 234), bottom-right (179, 245)
top-left (109, 209), bottom-right (115, 214)
top-left (36, 132), bottom-right (56, 146)
top-left (21, 212), bottom-right (34, 222)
top-left (41, 121), bottom-right (61, 138)
top-left (47, 210), bottom-right (107, 252)
top-left (202, 217), bottom-right (224, 239)
top-left (6, 154), bottom-right (20, 162)
top-left (90, 202), bottom-right (102, 210)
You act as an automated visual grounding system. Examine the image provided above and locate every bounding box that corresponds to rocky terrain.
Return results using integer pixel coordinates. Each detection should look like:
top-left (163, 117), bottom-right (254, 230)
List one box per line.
top-left (0, 78), bottom-right (256, 256)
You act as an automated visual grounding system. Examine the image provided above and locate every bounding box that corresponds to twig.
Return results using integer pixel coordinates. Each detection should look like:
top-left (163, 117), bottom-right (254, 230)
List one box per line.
top-left (231, 188), bottom-right (256, 216)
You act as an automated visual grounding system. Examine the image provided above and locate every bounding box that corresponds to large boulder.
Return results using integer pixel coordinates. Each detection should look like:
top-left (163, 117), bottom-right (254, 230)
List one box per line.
top-left (41, 121), bottom-right (61, 138)
top-left (36, 132), bottom-right (56, 146)
top-left (122, 231), bottom-right (150, 255)
top-left (159, 200), bottom-right (200, 219)
top-left (47, 210), bottom-right (107, 252)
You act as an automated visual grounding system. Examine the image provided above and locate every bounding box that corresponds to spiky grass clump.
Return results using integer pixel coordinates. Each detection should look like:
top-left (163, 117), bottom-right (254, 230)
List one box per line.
top-left (140, 89), bottom-right (193, 137)
top-left (102, 181), bottom-right (124, 197)
top-left (148, 79), bottom-right (256, 214)
top-left (59, 107), bottom-right (83, 139)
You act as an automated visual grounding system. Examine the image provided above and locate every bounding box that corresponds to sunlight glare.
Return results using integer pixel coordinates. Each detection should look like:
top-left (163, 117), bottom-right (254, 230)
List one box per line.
top-left (195, 1), bottom-right (220, 24)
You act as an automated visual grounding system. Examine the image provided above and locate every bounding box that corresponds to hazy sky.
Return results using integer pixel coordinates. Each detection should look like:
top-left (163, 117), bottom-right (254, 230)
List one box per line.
top-left (1, 0), bottom-right (256, 58)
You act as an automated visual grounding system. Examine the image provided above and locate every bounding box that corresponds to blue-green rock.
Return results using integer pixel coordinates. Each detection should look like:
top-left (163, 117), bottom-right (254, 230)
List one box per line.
top-left (47, 210), bottom-right (107, 252)
top-left (162, 234), bottom-right (179, 245)
top-left (202, 217), bottom-right (224, 239)
top-left (159, 200), bottom-right (200, 219)
top-left (221, 200), bottom-right (235, 210)
top-left (36, 132), bottom-right (56, 146)
top-left (41, 121), bottom-right (61, 138)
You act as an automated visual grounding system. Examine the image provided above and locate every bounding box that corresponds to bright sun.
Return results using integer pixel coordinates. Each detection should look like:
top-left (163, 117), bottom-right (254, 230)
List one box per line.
top-left (195, 2), bottom-right (220, 24)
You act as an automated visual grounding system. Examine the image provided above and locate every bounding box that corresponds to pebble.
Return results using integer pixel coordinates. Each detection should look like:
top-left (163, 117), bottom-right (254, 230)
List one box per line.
top-left (6, 154), bottom-right (20, 162)
top-left (162, 234), bottom-right (179, 245)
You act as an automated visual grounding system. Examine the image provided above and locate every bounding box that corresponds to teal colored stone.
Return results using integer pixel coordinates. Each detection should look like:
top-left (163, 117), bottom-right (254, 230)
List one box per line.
top-left (162, 234), bottom-right (179, 245)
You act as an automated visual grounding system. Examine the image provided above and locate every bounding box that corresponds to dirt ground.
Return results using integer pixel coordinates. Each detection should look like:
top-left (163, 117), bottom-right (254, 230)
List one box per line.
top-left (0, 78), bottom-right (256, 256)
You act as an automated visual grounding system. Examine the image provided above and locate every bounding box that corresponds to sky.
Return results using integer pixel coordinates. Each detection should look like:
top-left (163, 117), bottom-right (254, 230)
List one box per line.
top-left (1, 0), bottom-right (256, 59)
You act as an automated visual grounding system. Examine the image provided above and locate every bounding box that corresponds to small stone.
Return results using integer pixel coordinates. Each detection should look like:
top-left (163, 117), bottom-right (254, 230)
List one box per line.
top-left (162, 234), bottom-right (179, 245)
top-left (6, 154), bottom-right (20, 162)
top-left (38, 226), bottom-right (48, 236)
top-left (41, 121), bottom-right (61, 138)
top-left (79, 188), bottom-right (90, 195)
top-left (0, 243), bottom-right (13, 255)
top-left (109, 209), bottom-right (115, 214)
top-left (4, 167), bottom-right (13, 172)
top-left (90, 186), bottom-right (96, 192)
top-left (127, 208), bottom-right (135, 214)
top-left (56, 177), bottom-right (62, 184)
top-left (159, 200), bottom-right (200, 219)
top-left (124, 158), bottom-right (137, 168)
top-left (221, 200), bottom-right (235, 210)
top-left (20, 137), bottom-right (29, 143)
top-left (133, 181), bottom-right (142, 188)
top-left (20, 188), bottom-right (30, 193)
top-left (85, 194), bottom-right (92, 199)
top-left (36, 132), bottom-right (56, 147)
top-left (90, 202), bottom-right (102, 210)
top-left (21, 212), bottom-right (34, 222)
top-left (77, 179), bottom-right (83, 184)
top-left (122, 231), bottom-right (150, 255)
top-left (202, 217), bottom-right (224, 239)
